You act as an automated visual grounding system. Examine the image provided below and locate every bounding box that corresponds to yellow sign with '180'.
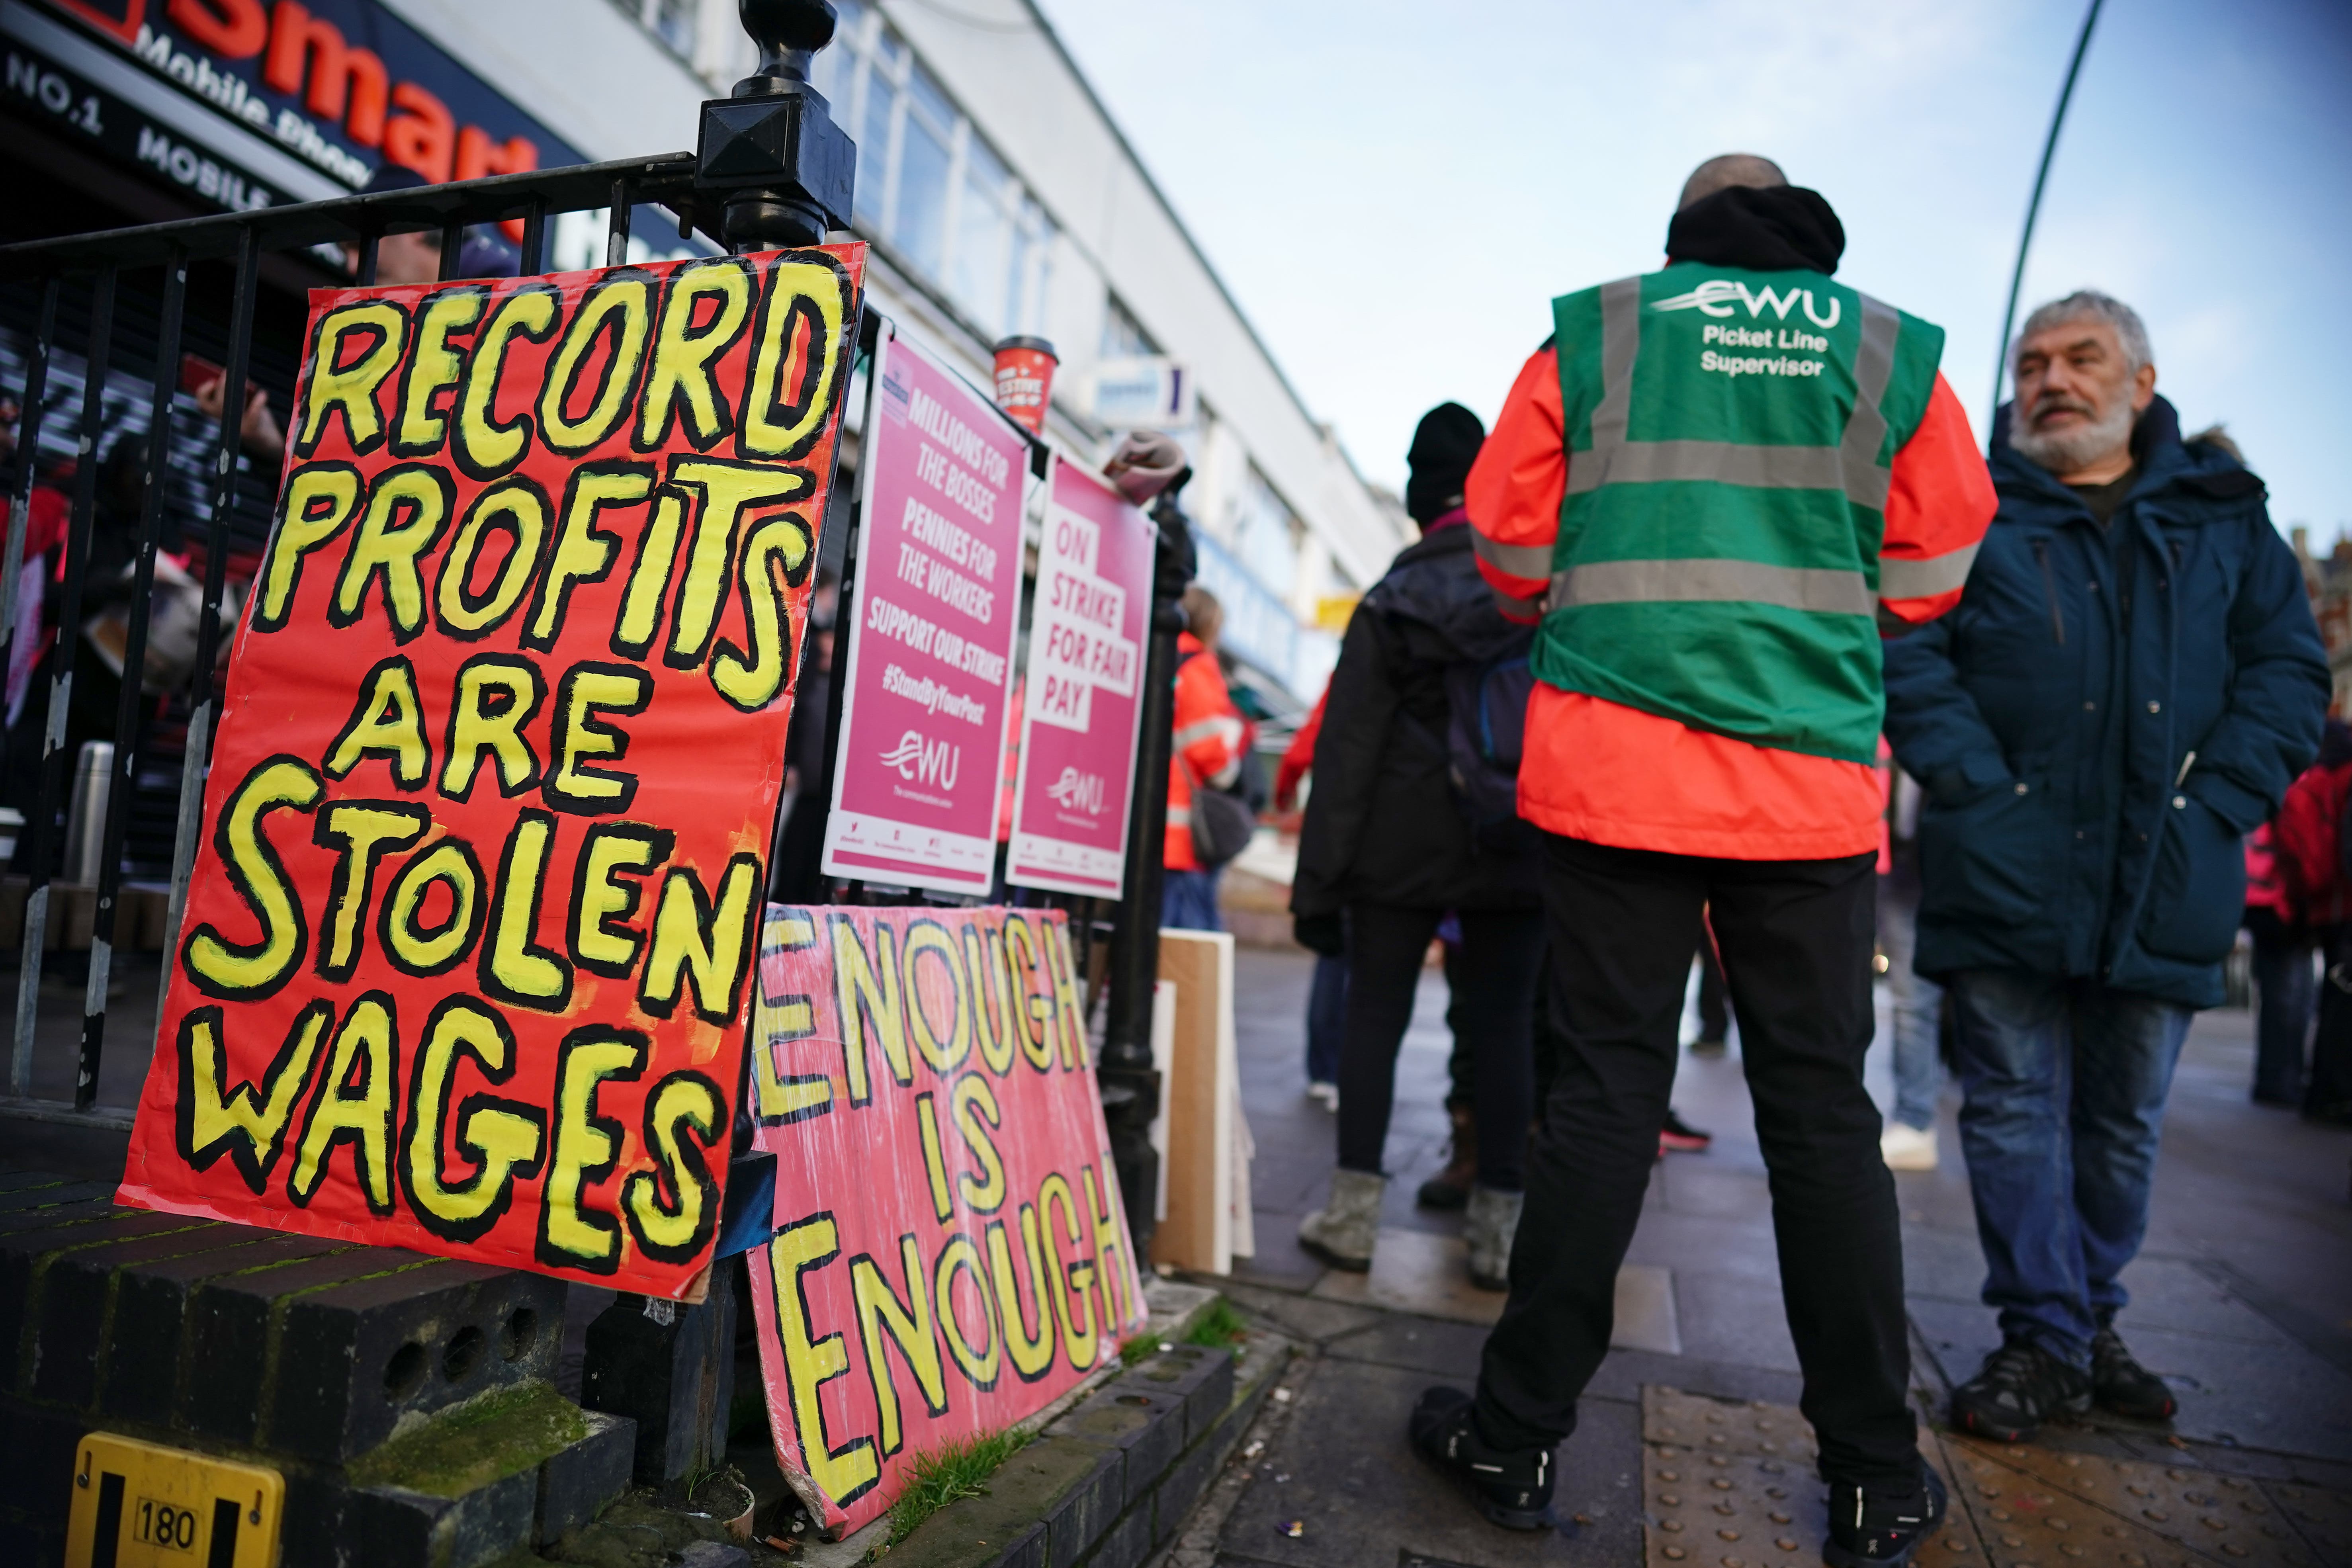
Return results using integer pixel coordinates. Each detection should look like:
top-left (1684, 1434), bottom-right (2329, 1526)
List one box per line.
top-left (65, 1432), bottom-right (283, 1568)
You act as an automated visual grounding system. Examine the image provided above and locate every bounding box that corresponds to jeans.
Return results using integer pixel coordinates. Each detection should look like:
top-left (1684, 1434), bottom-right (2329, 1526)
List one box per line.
top-left (1877, 874), bottom-right (1945, 1130)
top-left (1946, 970), bottom-right (2192, 1367)
top-left (1161, 866), bottom-right (1222, 931)
top-left (2244, 906), bottom-right (2313, 1104)
top-left (1337, 903), bottom-right (1543, 1191)
top-left (1306, 952), bottom-right (1347, 1084)
top-left (1475, 836), bottom-right (1918, 1488)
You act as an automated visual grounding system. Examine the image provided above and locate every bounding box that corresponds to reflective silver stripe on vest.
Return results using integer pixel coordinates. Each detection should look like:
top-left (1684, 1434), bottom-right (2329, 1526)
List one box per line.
top-left (1492, 585), bottom-right (1546, 620)
top-left (1838, 296), bottom-right (1900, 511)
top-left (1550, 558), bottom-right (1876, 618)
top-left (1472, 530), bottom-right (1554, 581)
top-left (1878, 541), bottom-right (1982, 602)
top-left (1567, 283), bottom-right (1902, 513)
top-left (1173, 715), bottom-right (1243, 751)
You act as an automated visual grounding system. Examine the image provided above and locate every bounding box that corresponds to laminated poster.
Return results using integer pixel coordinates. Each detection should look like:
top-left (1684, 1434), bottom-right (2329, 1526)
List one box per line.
top-left (746, 904), bottom-right (1148, 1538)
top-left (1006, 458), bottom-right (1152, 897)
top-left (118, 243), bottom-right (868, 1299)
top-left (820, 327), bottom-right (1028, 897)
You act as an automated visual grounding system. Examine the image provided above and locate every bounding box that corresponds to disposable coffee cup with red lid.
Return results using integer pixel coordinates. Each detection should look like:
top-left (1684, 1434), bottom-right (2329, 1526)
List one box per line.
top-left (992, 336), bottom-right (1057, 434)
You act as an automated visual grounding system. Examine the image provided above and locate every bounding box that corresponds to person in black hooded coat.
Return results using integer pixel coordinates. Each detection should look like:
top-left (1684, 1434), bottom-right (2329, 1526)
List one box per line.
top-left (1290, 403), bottom-right (1543, 1290)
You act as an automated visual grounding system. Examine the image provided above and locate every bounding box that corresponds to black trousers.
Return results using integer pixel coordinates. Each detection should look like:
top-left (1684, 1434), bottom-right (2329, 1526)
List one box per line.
top-left (1337, 903), bottom-right (1544, 1190)
top-left (2309, 926), bottom-right (2352, 1117)
top-left (1474, 835), bottom-right (1918, 1487)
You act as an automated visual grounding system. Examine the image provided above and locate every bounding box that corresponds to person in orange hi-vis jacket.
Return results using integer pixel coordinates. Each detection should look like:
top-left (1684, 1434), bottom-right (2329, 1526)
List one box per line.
top-left (1163, 584), bottom-right (1246, 930)
top-left (1407, 155), bottom-right (1994, 1564)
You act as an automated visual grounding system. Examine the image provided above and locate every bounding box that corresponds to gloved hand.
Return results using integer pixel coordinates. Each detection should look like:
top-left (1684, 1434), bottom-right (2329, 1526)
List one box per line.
top-left (1105, 430), bottom-right (1188, 505)
top-left (1293, 911), bottom-right (1344, 958)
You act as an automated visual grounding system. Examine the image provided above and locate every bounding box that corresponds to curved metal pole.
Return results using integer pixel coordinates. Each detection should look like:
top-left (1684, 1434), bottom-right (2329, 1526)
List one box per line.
top-left (1989, 0), bottom-right (2106, 440)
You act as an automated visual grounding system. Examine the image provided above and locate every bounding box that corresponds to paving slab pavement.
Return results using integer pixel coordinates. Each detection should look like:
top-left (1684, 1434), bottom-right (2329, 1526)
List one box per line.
top-left (1168, 945), bottom-right (2352, 1567)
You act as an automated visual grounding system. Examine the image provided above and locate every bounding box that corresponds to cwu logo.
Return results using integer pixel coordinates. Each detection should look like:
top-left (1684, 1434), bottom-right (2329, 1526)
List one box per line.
top-left (1044, 766), bottom-right (1106, 815)
top-left (1650, 278), bottom-right (1841, 328)
top-left (881, 729), bottom-right (959, 788)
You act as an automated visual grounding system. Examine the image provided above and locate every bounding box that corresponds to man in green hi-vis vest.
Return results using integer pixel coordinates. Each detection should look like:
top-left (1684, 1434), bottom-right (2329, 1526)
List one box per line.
top-left (1408, 156), bottom-right (1996, 1568)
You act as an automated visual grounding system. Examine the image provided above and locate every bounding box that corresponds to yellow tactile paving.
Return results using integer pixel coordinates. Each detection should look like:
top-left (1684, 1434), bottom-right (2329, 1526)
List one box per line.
top-left (1638, 1388), bottom-right (2346, 1568)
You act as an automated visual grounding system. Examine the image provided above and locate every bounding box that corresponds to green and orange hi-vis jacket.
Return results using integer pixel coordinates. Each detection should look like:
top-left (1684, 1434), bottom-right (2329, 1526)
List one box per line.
top-left (1466, 263), bottom-right (1995, 860)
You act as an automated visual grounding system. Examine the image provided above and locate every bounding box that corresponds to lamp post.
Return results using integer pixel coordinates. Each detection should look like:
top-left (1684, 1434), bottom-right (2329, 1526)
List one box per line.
top-left (697, 0), bottom-right (858, 251)
top-left (1988, 0), bottom-right (2105, 437)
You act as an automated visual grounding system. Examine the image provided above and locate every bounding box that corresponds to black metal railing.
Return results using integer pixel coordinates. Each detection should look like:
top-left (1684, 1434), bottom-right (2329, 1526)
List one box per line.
top-left (0, 156), bottom-right (733, 1112)
top-left (0, 0), bottom-right (883, 1118)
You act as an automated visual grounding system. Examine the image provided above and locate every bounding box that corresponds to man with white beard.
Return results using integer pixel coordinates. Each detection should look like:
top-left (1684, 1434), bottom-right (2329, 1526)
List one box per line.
top-left (1884, 292), bottom-right (2326, 1441)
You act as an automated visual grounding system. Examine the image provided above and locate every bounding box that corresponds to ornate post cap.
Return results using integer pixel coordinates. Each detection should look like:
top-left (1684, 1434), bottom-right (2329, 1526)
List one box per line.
top-left (696, 0), bottom-right (855, 249)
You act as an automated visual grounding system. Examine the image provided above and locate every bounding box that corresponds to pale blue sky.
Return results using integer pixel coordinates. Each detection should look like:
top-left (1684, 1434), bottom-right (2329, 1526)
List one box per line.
top-left (1033, 0), bottom-right (2352, 542)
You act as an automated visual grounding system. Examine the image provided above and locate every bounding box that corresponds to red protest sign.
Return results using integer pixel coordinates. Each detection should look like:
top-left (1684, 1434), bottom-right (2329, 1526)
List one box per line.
top-left (1006, 459), bottom-right (1152, 897)
top-left (745, 905), bottom-right (1146, 1538)
top-left (117, 244), bottom-right (866, 1299)
top-left (821, 328), bottom-right (1028, 897)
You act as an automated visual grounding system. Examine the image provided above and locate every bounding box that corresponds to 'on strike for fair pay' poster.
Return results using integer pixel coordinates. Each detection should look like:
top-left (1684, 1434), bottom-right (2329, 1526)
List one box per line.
top-left (820, 327), bottom-right (1028, 897)
top-left (118, 243), bottom-right (866, 1299)
top-left (1006, 459), bottom-right (1152, 897)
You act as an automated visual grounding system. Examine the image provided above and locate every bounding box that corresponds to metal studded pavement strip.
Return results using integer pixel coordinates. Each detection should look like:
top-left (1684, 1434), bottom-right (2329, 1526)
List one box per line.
top-left (1639, 1388), bottom-right (2350, 1568)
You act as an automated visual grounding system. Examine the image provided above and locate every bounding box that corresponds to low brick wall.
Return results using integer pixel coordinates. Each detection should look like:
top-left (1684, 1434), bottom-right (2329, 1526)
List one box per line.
top-left (877, 1330), bottom-right (1286, 1568)
top-left (0, 1172), bottom-right (632, 1568)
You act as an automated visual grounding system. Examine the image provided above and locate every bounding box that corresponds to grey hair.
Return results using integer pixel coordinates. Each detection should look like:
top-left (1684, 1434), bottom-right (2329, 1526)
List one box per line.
top-left (2016, 290), bottom-right (2153, 375)
top-left (1677, 154), bottom-right (1788, 211)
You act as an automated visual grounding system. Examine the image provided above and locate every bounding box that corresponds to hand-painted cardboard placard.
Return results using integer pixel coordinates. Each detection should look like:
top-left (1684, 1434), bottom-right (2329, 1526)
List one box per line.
top-left (820, 328), bottom-right (1028, 896)
top-left (745, 904), bottom-right (1146, 1537)
top-left (1005, 459), bottom-right (1152, 897)
top-left (117, 244), bottom-right (867, 1299)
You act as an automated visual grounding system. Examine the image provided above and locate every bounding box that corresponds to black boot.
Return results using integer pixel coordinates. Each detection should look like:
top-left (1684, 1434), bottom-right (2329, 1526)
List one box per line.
top-left (1950, 1336), bottom-right (2090, 1442)
top-left (2090, 1320), bottom-right (2177, 1421)
top-left (1416, 1103), bottom-right (1477, 1210)
top-left (1824, 1462), bottom-right (1947, 1566)
top-left (1408, 1387), bottom-right (1553, 1530)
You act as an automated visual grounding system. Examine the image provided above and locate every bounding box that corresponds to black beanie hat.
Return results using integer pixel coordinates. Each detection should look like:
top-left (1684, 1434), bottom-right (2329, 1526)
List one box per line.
top-left (1405, 402), bottom-right (1486, 525)
top-left (1665, 184), bottom-right (1845, 276)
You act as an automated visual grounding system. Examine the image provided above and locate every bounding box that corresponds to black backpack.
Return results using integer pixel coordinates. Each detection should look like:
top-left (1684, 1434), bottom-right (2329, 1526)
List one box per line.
top-left (1443, 641), bottom-right (1539, 852)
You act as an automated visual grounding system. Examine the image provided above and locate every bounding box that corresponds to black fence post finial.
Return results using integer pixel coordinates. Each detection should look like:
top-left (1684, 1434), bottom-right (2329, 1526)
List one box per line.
top-left (696, 0), bottom-right (856, 252)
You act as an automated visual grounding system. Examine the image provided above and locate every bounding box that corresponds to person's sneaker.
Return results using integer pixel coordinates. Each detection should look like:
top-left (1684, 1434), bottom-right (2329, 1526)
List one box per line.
top-left (1879, 1121), bottom-right (1939, 1171)
top-left (1296, 1169), bottom-right (1385, 1272)
top-left (1408, 1387), bottom-right (1554, 1530)
top-left (2090, 1324), bottom-right (2177, 1421)
top-left (1823, 1462), bottom-right (1947, 1567)
top-left (1951, 1337), bottom-right (2091, 1442)
top-left (1659, 1108), bottom-right (1713, 1155)
top-left (1462, 1185), bottom-right (1522, 1291)
top-left (1306, 1080), bottom-right (1339, 1110)
top-left (1689, 1035), bottom-right (1728, 1058)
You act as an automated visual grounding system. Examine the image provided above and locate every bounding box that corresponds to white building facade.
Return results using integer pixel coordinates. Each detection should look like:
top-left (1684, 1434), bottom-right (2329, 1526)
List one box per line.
top-left (384, 0), bottom-right (1410, 703)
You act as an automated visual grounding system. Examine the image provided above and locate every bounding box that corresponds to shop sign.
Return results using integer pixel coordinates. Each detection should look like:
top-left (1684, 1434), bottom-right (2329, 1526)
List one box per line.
top-left (13, 0), bottom-right (581, 210)
top-left (1005, 459), bottom-right (1151, 897)
top-left (746, 903), bottom-right (1146, 1538)
top-left (1089, 353), bottom-right (1194, 430)
top-left (117, 244), bottom-right (868, 1299)
top-left (821, 327), bottom-right (1028, 897)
